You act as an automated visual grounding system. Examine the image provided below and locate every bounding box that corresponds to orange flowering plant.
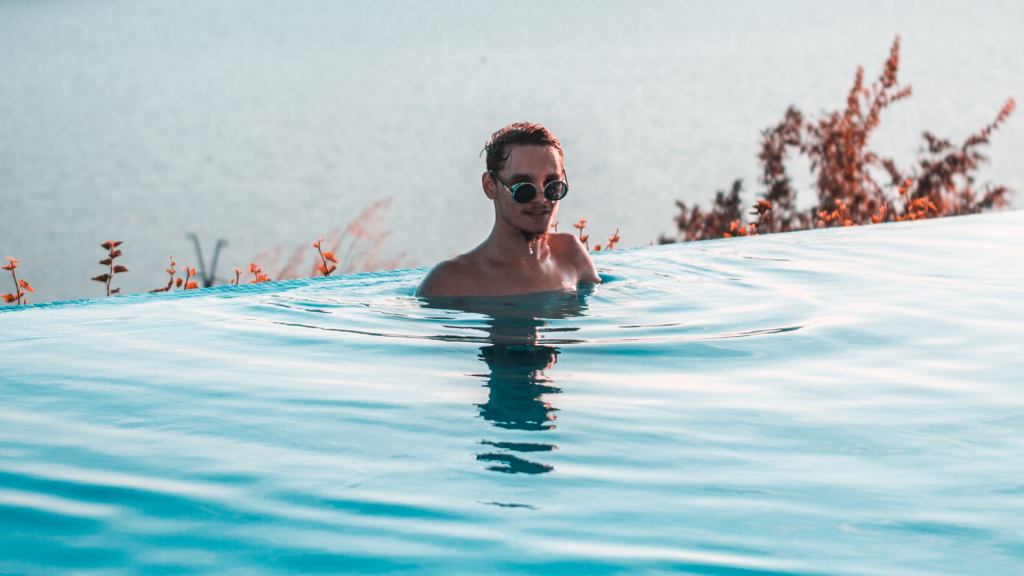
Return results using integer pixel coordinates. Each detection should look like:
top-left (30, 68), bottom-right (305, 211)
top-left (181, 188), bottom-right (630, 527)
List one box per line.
top-left (2, 257), bottom-right (34, 306)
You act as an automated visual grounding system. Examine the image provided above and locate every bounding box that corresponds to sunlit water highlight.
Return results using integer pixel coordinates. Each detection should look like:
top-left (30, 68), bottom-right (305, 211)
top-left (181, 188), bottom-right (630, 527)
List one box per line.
top-left (2, 212), bottom-right (1024, 575)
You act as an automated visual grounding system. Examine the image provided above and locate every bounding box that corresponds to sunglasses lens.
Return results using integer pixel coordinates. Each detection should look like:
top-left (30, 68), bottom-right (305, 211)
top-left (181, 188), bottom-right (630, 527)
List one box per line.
top-left (511, 183), bottom-right (538, 204)
top-left (544, 181), bottom-right (568, 201)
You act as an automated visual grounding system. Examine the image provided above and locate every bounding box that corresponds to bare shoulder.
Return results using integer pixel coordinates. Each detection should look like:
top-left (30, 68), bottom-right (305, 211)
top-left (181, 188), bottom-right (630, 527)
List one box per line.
top-left (415, 255), bottom-right (480, 297)
top-left (549, 232), bottom-right (601, 284)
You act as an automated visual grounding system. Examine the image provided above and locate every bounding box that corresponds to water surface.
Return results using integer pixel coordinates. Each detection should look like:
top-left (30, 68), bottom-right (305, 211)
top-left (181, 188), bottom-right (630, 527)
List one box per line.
top-left (2, 212), bottom-right (1024, 574)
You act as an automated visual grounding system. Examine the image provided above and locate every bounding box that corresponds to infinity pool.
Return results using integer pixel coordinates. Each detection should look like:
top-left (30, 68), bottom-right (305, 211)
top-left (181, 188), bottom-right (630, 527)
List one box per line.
top-left (2, 212), bottom-right (1023, 575)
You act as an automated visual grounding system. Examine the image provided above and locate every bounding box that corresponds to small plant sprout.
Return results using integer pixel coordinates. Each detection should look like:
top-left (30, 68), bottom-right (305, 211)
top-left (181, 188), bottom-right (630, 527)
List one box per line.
top-left (2, 257), bottom-right (34, 306)
top-left (180, 267), bottom-right (199, 290)
top-left (248, 262), bottom-right (270, 284)
top-left (549, 221), bottom-right (559, 233)
top-left (752, 200), bottom-right (773, 232)
top-left (230, 268), bottom-right (242, 285)
top-left (605, 228), bottom-right (621, 250)
top-left (895, 179), bottom-right (936, 222)
top-left (149, 257), bottom-right (177, 293)
top-left (92, 241), bottom-right (128, 296)
top-left (312, 238), bottom-right (338, 277)
top-left (871, 201), bottom-right (889, 224)
top-left (573, 219), bottom-right (589, 249)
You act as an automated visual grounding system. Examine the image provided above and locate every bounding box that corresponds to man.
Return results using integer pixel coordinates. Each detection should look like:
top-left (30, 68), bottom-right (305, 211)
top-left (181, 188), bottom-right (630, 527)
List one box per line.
top-left (416, 122), bottom-right (601, 297)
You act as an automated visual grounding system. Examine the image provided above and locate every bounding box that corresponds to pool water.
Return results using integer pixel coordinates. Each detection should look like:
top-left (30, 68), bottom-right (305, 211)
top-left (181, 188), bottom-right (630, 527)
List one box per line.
top-left (2, 212), bottom-right (1024, 575)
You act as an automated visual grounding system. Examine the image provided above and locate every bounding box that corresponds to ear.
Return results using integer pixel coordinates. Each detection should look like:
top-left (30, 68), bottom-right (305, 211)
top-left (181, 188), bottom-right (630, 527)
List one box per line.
top-left (482, 172), bottom-right (498, 200)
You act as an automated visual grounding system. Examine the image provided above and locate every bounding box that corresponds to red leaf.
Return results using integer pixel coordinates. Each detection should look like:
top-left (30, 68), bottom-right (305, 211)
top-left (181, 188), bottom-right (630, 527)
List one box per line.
top-left (111, 288), bottom-right (121, 294)
top-left (327, 264), bottom-right (337, 274)
top-left (175, 278), bottom-right (184, 287)
top-left (19, 280), bottom-right (34, 293)
top-left (186, 282), bottom-right (198, 290)
top-left (92, 274), bottom-right (109, 282)
top-left (113, 265), bottom-right (129, 273)
top-left (149, 287), bottom-right (167, 293)
top-left (315, 264), bottom-right (328, 275)
top-left (101, 241), bottom-right (114, 250)
top-left (99, 258), bottom-right (112, 265)
top-left (1, 265), bottom-right (12, 271)
top-left (322, 251), bottom-right (338, 263)
top-left (2, 294), bottom-right (16, 303)
top-left (111, 250), bottom-right (123, 258)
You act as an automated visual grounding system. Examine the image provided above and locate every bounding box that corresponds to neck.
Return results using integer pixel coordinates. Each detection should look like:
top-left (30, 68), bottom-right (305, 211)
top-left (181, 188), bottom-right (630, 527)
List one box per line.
top-left (485, 220), bottom-right (549, 262)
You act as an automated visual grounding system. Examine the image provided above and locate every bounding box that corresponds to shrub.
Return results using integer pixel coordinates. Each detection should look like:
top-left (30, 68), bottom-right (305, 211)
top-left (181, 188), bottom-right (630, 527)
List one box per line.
top-left (662, 37), bottom-right (1015, 243)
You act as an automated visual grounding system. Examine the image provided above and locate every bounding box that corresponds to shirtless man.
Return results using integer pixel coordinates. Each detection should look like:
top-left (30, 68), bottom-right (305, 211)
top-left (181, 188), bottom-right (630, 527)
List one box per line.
top-left (416, 122), bottom-right (601, 297)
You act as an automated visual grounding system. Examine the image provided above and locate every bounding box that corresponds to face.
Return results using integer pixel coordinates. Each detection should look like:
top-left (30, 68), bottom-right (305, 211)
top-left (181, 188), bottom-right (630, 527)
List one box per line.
top-left (484, 144), bottom-right (564, 237)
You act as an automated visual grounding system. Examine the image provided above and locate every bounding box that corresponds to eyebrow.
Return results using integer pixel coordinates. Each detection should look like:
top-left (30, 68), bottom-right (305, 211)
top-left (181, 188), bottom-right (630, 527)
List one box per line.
top-left (507, 172), bottom-right (563, 183)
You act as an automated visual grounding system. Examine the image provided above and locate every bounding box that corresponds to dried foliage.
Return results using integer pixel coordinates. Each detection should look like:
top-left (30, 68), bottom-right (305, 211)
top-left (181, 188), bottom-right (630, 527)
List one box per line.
top-left (662, 37), bottom-right (1015, 243)
top-left (92, 241), bottom-right (129, 296)
top-left (2, 257), bottom-right (34, 305)
top-left (252, 198), bottom-right (411, 281)
top-left (5, 200), bottom-right (414, 304)
top-left (662, 180), bottom-right (744, 242)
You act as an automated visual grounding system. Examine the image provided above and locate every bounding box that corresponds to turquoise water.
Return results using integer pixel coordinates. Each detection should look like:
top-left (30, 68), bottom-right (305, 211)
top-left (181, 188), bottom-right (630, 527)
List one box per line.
top-left (2, 212), bottom-right (1024, 575)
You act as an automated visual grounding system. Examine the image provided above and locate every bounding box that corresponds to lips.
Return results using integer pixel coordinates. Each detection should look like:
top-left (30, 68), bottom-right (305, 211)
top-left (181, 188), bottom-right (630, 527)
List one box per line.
top-left (524, 209), bottom-right (550, 217)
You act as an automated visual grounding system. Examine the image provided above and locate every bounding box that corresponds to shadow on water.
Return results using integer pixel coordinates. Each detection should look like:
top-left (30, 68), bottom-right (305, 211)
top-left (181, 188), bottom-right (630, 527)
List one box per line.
top-left (420, 288), bottom-right (592, 475)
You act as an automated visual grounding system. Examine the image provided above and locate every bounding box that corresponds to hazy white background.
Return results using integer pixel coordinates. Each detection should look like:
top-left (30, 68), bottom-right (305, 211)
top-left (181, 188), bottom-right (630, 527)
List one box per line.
top-left (1, 0), bottom-right (1021, 302)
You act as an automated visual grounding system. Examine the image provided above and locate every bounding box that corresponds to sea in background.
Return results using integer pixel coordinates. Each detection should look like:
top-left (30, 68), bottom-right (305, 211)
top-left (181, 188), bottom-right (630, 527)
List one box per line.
top-left (2, 212), bottom-right (1023, 574)
top-left (1, 0), bottom-right (1023, 302)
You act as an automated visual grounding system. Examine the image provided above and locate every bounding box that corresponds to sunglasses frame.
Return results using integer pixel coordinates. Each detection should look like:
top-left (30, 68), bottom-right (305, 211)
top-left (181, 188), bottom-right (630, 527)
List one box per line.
top-left (489, 170), bottom-right (569, 204)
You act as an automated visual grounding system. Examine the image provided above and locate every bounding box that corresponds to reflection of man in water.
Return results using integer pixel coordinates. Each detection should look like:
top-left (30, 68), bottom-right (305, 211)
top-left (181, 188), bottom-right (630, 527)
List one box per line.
top-left (422, 291), bottom-right (588, 475)
top-left (475, 343), bottom-right (561, 475)
top-left (476, 344), bottom-right (560, 431)
top-left (416, 122), bottom-right (601, 297)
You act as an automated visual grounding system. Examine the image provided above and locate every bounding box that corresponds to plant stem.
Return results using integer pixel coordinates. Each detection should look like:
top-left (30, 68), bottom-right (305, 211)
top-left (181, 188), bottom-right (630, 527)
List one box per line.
top-left (9, 268), bottom-right (21, 305)
top-left (106, 248), bottom-right (114, 296)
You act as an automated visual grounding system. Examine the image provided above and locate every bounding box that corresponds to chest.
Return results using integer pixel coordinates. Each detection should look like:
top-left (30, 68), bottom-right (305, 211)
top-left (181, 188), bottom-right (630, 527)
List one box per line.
top-left (478, 258), bottom-right (577, 295)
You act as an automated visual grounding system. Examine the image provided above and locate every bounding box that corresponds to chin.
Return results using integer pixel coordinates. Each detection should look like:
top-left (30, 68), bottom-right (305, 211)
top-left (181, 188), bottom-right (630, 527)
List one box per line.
top-left (517, 220), bottom-right (551, 236)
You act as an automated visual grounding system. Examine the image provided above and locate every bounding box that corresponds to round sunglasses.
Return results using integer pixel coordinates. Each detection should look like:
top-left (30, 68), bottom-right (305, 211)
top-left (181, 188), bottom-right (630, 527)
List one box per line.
top-left (489, 170), bottom-right (569, 204)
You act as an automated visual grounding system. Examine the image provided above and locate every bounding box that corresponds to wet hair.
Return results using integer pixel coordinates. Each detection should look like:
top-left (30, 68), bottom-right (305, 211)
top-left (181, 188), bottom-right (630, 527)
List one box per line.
top-left (482, 122), bottom-right (563, 174)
